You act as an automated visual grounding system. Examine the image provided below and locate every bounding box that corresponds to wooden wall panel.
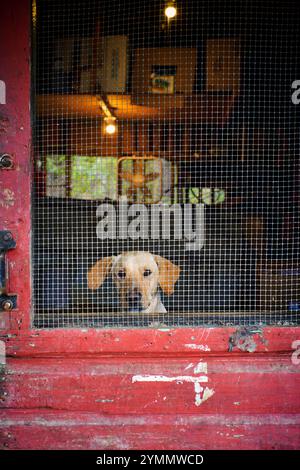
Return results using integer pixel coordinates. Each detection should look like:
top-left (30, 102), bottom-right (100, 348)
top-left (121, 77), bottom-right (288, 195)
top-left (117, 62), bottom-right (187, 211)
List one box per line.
top-left (132, 48), bottom-right (197, 95)
top-left (206, 39), bottom-right (240, 95)
top-left (1, 352), bottom-right (299, 450)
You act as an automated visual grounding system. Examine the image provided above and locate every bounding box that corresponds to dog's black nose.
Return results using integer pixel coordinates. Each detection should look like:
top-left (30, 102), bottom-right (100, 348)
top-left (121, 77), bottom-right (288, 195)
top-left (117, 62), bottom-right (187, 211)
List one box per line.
top-left (127, 289), bottom-right (142, 309)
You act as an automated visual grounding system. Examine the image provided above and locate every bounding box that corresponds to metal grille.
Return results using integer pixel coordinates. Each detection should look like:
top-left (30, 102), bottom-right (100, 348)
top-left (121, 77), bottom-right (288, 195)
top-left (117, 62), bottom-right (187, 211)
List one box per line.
top-left (32, 0), bottom-right (300, 327)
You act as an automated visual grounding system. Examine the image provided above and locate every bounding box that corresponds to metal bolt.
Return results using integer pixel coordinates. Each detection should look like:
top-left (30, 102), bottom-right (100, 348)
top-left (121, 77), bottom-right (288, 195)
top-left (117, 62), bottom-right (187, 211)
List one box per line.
top-left (1, 300), bottom-right (13, 311)
top-left (0, 391), bottom-right (8, 400)
top-left (2, 232), bottom-right (12, 242)
top-left (0, 154), bottom-right (13, 169)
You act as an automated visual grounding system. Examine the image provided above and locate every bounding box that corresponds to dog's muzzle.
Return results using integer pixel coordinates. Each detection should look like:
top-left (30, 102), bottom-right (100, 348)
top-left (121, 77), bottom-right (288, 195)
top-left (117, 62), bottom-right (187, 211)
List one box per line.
top-left (126, 289), bottom-right (143, 312)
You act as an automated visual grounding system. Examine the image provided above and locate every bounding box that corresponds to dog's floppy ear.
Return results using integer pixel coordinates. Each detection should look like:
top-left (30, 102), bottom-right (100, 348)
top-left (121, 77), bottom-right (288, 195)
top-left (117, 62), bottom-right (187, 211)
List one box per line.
top-left (154, 255), bottom-right (180, 296)
top-left (87, 257), bottom-right (114, 290)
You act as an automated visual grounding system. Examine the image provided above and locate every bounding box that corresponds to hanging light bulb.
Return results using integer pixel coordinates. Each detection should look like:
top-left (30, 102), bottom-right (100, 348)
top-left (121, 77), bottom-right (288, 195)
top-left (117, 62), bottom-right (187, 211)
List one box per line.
top-left (164, 2), bottom-right (177, 20)
top-left (103, 116), bottom-right (117, 135)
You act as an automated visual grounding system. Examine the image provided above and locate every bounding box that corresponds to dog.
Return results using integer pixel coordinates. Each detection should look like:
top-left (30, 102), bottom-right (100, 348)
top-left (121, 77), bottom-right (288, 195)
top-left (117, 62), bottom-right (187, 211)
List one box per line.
top-left (87, 251), bottom-right (180, 313)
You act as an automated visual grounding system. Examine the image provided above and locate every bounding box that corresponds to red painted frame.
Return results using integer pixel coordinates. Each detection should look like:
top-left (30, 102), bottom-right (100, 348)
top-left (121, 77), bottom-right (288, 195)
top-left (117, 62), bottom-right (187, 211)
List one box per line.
top-left (1, 0), bottom-right (300, 451)
top-left (0, 0), bottom-right (31, 332)
top-left (0, 0), bottom-right (299, 356)
top-left (3, 327), bottom-right (300, 358)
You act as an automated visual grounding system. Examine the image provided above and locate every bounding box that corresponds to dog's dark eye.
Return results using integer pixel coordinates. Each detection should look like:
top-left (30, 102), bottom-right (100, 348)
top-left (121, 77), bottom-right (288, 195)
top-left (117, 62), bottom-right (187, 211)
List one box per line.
top-left (117, 270), bottom-right (126, 279)
top-left (143, 269), bottom-right (152, 277)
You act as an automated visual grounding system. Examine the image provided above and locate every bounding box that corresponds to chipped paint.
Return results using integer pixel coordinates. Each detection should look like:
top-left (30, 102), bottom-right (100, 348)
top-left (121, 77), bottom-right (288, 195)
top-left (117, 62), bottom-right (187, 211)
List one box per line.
top-left (0, 341), bottom-right (6, 365)
top-left (193, 361), bottom-right (208, 374)
top-left (132, 362), bottom-right (214, 407)
top-left (184, 363), bottom-right (194, 370)
top-left (95, 399), bottom-right (114, 403)
top-left (0, 114), bottom-right (10, 133)
top-left (196, 387), bottom-right (215, 406)
top-left (132, 374), bottom-right (208, 384)
top-left (149, 321), bottom-right (170, 330)
top-left (184, 344), bottom-right (211, 351)
top-left (0, 80), bottom-right (6, 104)
top-left (132, 374), bottom-right (209, 407)
top-left (229, 326), bottom-right (268, 353)
top-left (194, 381), bottom-right (203, 406)
top-left (0, 189), bottom-right (15, 208)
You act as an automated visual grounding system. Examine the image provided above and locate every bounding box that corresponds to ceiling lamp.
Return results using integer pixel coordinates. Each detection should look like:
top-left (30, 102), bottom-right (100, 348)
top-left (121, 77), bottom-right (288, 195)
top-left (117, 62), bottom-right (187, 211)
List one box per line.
top-left (97, 96), bottom-right (118, 136)
top-left (104, 116), bottom-right (117, 135)
top-left (164, 1), bottom-right (177, 20)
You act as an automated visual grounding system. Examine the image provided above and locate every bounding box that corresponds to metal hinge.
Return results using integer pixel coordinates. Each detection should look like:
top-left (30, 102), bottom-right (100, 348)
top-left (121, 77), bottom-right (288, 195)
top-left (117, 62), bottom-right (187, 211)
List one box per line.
top-left (0, 231), bottom-right (17, 311)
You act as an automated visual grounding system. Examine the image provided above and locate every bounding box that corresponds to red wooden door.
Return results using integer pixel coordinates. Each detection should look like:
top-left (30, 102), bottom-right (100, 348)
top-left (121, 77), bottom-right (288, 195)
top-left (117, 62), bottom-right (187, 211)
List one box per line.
top-left (1, 0), bottom-right (300, 450)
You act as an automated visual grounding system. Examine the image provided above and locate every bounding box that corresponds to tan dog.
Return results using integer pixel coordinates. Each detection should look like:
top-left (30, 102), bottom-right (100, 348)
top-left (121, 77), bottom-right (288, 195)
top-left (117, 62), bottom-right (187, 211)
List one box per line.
top-left (87, 251), bottom-right (180, 313)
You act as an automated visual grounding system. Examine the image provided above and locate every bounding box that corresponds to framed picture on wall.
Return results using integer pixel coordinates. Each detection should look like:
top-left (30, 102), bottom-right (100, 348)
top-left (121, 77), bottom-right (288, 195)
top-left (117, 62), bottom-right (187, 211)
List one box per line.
top-left (150, 74), bottom-right (175, 94)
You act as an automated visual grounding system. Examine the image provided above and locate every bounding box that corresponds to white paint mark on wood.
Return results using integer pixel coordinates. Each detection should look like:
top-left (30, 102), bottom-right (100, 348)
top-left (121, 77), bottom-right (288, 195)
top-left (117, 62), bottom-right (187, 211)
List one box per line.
top-left (95, 399), bottom-right (114, 403)
top-left (0, 80), bottom-right (6, 104)
top-left (184, 344), bottom-right (211, 351)
top-left (194, 361), bottom-right (208, 374)
top-left (0, 189), bottom-right (15, 208)
top-left (0, 340), bottom-right (6, 365)
top-left (132, 375), bottom-right (208, 384)
top-left (132, 361), bottom-right (214, 407)
top-left (196, 387), bottom-right (215, 405)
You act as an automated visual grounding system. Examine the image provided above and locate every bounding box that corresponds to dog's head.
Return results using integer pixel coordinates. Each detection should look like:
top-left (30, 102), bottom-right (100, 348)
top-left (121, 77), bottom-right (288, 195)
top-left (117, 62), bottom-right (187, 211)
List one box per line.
top-left (87, 251), bottom-right (180, 312)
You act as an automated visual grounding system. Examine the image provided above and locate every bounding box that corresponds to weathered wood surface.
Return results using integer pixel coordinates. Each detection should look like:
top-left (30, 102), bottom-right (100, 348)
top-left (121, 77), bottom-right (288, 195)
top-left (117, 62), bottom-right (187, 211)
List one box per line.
top-left (3, 326), bottom-right (299, 356)
top-left (1, 353), bottom-right (299, 450)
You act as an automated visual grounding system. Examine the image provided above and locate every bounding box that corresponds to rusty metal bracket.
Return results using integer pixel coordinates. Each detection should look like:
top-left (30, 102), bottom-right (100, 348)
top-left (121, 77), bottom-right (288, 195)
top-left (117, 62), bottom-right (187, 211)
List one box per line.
top-left (0, 231), bottom-right (17, 311)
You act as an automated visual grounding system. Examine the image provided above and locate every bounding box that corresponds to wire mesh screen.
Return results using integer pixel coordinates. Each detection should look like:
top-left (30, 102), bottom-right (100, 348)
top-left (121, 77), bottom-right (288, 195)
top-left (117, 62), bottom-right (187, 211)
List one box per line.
top-left (32, 0), bottom-right (300, 327)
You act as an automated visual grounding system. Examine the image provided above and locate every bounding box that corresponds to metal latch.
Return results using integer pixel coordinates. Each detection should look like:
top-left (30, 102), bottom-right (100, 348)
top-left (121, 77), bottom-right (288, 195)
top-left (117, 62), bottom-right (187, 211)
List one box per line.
top-left (0, 231), bottom-right (17, 311)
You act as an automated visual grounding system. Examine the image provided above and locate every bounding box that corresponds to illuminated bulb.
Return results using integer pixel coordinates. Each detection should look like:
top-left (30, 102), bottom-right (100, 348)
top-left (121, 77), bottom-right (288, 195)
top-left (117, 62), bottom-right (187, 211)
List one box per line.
top-left (104, 117), bottom-right (117, 135)
top-left (105, 123), bottom-right (116, 135)
top-left (164, 4), bottom-right (177, 19)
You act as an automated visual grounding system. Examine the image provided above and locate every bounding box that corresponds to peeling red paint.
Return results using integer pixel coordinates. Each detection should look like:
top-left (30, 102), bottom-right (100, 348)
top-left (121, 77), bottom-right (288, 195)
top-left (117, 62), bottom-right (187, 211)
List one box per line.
top-left (1, 327), bottom-right (298, 357)
top-left (0, 0), bottom-right (31, 330)
top-left (0, 189), bottom-right (15, 208)
top-left (0, 115), bottom-right (10, 134)
top-left (1, 410), bottom-right (300, 450)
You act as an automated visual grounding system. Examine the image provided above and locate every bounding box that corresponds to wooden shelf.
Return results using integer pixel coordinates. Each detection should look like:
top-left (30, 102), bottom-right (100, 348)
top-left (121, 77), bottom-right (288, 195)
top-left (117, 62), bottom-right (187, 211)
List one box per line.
top-left (37, 93), bottom-right (236, 125)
